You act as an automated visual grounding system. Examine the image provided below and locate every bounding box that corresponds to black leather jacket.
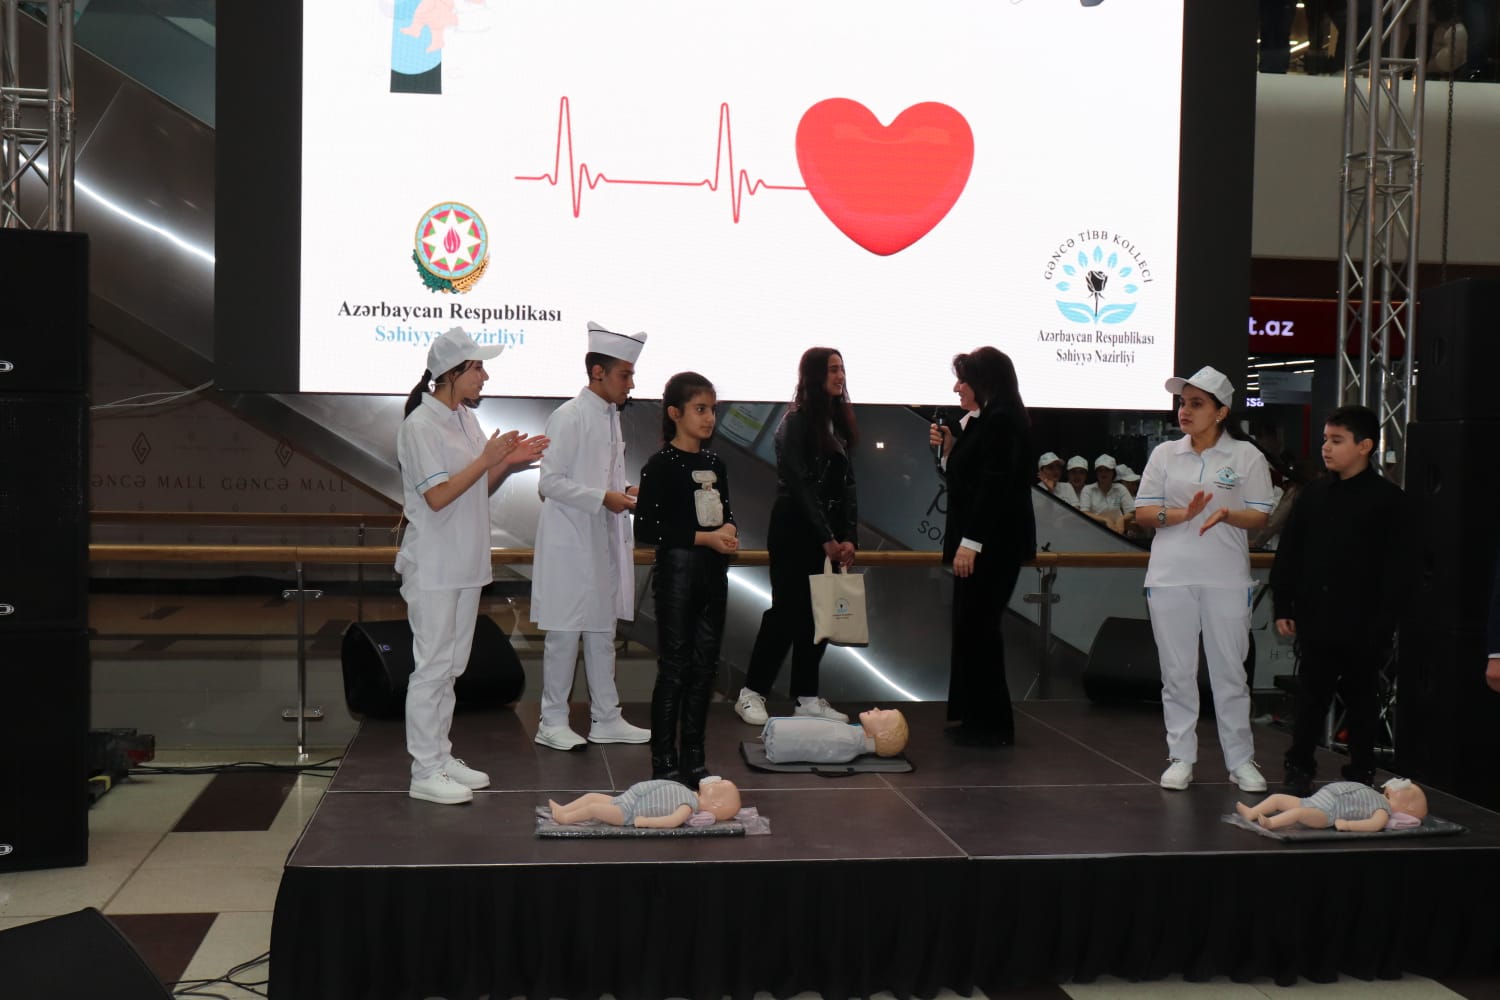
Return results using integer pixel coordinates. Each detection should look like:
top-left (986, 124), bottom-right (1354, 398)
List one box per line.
top-left (773, 408), bottom-right (858, 547)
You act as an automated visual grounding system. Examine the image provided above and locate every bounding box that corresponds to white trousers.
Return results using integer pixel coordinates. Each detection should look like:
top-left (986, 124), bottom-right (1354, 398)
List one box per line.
top-left (540, 629), bottom-right (622, 728)
top-left (402, 580), bottom-right (481, 781)
top-left (1146, 584), bottom-right (1256, 770)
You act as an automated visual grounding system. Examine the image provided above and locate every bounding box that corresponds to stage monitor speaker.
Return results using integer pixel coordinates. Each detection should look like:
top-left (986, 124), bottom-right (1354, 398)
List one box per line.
top-left (341, 614), bottom-right (525, 718)
top-left (0, 393), bottom-right (88, 632)
top-left (0, 229), bottom-right (89, 395)
top-left (0, 908), bottom-right (172, 999)
top-left (0, 630), bottom-right (90, 873)
top-left (1396, 626), bottom-right (1500, 809)
top-left (1082, 616), bottom-right (1253, 705)
top-left (1402, 419), bottom-right (1500, 632)
top-left (1417, 278), bottom-right (1500, 422)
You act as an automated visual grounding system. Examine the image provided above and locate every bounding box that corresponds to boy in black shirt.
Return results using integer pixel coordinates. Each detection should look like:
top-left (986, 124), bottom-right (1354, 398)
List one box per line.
top-left (1271, 405), bottom-right (1410, 794)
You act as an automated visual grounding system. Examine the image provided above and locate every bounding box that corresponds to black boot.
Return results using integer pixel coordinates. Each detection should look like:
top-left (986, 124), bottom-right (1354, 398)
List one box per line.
top-left (1282, 761), bottom-right (1315, 796)
top-left (649, 676), bottom-right (684, 783)
top-left (679, 666), bottom-right (715, 787)
top-left (651, 750), bottom-right (684, 783)
top-left (1340, 762), bottom-right (1377, 787)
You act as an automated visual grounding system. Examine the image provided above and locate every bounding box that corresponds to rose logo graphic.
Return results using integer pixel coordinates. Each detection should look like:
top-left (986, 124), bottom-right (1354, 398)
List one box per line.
top-left (1055, 244), bottom-right (1139, 325)
top-left (413, 202), bottom-right (490, 294)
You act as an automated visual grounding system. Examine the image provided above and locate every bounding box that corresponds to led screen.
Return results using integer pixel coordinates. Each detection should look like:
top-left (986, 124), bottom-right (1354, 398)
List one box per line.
top-left (298, 0), bottom-right (1184, 405)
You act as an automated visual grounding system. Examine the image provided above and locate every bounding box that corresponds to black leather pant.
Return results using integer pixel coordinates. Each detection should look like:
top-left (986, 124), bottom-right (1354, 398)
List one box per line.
top-left (650, 547), bottom-right (728, 772)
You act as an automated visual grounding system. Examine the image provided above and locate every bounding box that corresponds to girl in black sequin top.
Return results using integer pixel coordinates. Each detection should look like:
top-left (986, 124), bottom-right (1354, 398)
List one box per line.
top-left (633, 372), bottom-right (738, 784)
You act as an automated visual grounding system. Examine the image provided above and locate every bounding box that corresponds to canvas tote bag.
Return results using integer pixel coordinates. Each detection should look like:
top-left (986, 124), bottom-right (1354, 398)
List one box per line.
top-left (809, 557), bottom-right (868, 645)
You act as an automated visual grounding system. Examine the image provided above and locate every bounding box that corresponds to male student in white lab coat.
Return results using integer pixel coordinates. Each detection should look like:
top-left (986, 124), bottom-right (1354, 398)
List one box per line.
top-left (530, 322), bottom-right (653, 750)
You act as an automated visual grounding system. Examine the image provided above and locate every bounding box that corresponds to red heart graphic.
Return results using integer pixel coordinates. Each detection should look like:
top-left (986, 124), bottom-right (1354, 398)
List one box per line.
top-left (795, 99), bottom-right (974, 257)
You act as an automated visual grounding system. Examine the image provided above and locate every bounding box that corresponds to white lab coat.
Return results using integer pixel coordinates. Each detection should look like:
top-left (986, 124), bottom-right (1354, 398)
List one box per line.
top-left (530, 387), bottom-right (634, 630)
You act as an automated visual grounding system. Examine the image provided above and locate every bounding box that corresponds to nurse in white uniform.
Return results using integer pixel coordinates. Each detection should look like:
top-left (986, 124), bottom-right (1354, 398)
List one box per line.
top-left (530, 322), bottom-right (653, 751)
top-left (1134, 366), bottom-right (1273, 793)
top-left (397, 327), bottom-right (548, 805)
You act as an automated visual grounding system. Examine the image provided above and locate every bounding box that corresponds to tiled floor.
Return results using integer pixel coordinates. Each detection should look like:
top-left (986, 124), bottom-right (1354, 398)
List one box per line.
top-left (0, 740), bottom-right (1491, 1000)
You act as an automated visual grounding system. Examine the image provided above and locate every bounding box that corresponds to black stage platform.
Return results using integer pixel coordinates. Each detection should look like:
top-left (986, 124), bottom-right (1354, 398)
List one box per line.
top-left (270, 701), bottom-right (1500, 999)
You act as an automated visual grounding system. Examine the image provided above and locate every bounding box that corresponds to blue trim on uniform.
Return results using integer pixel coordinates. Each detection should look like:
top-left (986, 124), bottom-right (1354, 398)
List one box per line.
top-left (1136, 495), bottom-right (1166, 503)
top-left (1244, 499), bottom-right (1274, 509)
top-left (416, 470), bottom-right (450, 490)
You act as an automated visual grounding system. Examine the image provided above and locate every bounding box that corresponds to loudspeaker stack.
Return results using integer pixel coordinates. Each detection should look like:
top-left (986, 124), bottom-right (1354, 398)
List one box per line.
top-left (0, 229), bottom-right (92, 871)
top-left (1398, 278), bottom-right (1500, 806)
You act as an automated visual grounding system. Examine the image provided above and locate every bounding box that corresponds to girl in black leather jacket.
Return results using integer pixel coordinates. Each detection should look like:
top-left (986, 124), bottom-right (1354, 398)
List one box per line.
top-left (735, 348), bottom-right (859, 726)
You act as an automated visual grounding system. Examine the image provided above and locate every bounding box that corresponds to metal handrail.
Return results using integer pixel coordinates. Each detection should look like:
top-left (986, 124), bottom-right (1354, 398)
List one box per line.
top-left (86, 542), bottom-right (1277, 758)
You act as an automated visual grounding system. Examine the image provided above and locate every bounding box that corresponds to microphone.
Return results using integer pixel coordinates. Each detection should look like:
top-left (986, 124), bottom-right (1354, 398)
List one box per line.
top-left (933, 407), bottom-right (949, 461)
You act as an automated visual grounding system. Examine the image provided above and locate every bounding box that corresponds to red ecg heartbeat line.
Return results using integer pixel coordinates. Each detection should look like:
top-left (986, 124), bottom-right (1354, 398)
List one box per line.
top-left (515, 96), bottom-right (807, 221)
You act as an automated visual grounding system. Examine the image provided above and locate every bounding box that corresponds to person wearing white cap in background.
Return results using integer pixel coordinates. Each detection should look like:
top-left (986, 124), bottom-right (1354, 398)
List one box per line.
top-left (531, 322), bottom-right (653, 751)
top-left (1062, 455), bottom-right (1089, 508)
top-left (396, 327), bottom-right (549, 804)
top-left (1116, 464), bottom-right (1141, 498)
top-left (1078, 454), bottom-right (1135, 532)
top-left (1035, 451), bottom-right (1079, 507)
top-left (1134, 365), bottom-right (1274, 794)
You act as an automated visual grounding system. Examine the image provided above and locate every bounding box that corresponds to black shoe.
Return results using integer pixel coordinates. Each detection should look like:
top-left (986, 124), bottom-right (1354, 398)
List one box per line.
top-left (1340, 764), bottom-right (1377, 787)
top-left (651, 752), bottom-right (684, 783)
top-left (948, 726), bottom-right (1013, 747)
top-left (681, 745), bottom-right (710, 787)
top-left (1281, 763), bottom-right (1315, 797)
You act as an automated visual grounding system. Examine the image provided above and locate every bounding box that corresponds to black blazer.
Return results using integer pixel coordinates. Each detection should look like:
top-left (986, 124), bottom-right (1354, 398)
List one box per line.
top-left (941, 405), bottom-right (1036, 566)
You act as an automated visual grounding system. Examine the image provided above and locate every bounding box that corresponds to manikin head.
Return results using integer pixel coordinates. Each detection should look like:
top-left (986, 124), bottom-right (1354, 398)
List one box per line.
top-left (859, 708), bottom-right (910, 757)
top-left (1382, 777), bottom-right (1429, 819)
top-left (696, 776), bottom-right (742, 820)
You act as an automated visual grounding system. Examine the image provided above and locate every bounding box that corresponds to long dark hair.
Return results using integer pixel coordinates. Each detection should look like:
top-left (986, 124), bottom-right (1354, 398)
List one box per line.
top-left (954, 346), bottom-right (1027, 428)
top-left (403, 361), bottom-right (472, 417)
top-left (661, 371), bottom-right (716, 442)
top-left (790, 346), bottom-right (858, 453)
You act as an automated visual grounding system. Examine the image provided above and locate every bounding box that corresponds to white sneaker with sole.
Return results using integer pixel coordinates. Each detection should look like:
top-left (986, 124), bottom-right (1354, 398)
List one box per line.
top-left (410, 773), bottom-right (473, 805)
top-left (1160, 758), bottom-right (1193, 790)
top-left (587, 716), bottom-right (651, 744)
top-left (442, 757), bottom-right (490, 789)
top-left (794, 697), bottom-right (848, 723)
top-left (1229, 760), bottom-right (1268, 792)
top-left (535, 724), bottom-right (587, 751)
top-left (734, 687), bottom-right (768, 726)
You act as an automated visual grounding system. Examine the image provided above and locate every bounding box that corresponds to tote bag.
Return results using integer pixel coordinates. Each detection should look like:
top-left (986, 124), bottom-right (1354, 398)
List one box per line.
top-left (809, 557), bottom-right (868, 646)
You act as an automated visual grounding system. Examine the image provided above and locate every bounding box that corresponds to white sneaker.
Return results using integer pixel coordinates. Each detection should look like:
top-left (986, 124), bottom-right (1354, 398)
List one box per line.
top-left (535, 723), bottom-right (587, 751)
top-left (734, 687), bottom-right (768, 726)
top-left (587, 716), bottom-right (651, 744)
top-left (1229, 760), bottom-right (1268, 793)
top-left (409, 773), bottom-right (473, 805)
top-left (794, 697), bottom-right (848, 723)
top-left (1160, 759), bottom-right (1193, 790)
top-left (442, 756), bottom-right (490, 789)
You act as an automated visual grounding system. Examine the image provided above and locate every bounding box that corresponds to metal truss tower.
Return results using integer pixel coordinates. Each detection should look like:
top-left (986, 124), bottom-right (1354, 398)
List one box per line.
top-left (0, 0), bottom-right (75, 230)
top-left (1336, 0), bottom-right (1428, 483)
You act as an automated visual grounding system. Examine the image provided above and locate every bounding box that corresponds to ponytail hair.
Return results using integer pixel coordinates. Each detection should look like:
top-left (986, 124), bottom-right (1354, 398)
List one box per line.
top-left (403, 370), bottom-right (432, 418)
top-left (660, 371), bottom-right (716, 442)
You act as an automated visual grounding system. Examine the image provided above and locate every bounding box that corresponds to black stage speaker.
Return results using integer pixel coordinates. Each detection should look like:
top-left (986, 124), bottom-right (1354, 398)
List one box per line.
top-left (1082, 616), bottom-right (1253, 705)
top-left (1417, 278), bottom-right (1500, 422)
top-left (1396, 626), bottom-right (1500, 809)
top-left (0, 393), bottom-right (89, 631)
top-left (1403, 420), bottom-right (1500, 631)
top-left (0, 630), bottom-right (90, 872)
top-left (0, 229), bottom-right (89, 395)
top-left (341, 614), bottom-right (525, 718)
top-left (0, 908), bottom-right (172, 1000)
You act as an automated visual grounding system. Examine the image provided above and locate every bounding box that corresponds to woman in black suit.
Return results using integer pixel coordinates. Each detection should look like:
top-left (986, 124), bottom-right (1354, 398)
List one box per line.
top-left (928, 347), bottom-right (1036, 746)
